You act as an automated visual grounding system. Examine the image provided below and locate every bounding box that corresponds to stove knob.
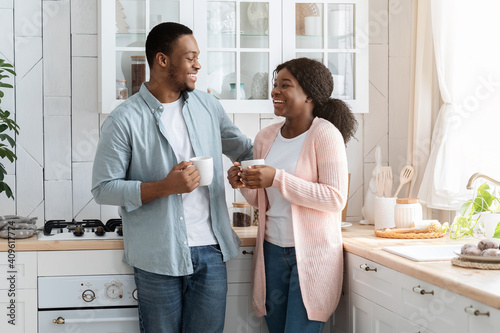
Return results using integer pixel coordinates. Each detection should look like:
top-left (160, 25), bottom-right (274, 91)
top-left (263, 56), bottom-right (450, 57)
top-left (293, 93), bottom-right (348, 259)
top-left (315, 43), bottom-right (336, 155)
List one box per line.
top-left (117, 225), bottom-right (123, 236)
top-left (95, 226), bottom-right (105, 236)
top-left (82, 289), bottom-right (96, 302)
top-left (73, 226), bottom-right (84, 237)
top-left (132, 288), bottom-right (138, 300)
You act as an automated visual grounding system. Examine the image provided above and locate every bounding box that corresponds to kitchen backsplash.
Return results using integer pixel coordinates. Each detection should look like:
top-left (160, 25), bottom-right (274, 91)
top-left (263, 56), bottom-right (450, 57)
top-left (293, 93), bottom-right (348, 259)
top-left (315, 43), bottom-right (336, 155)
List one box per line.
top-left (0, 0), bottom-right (412, 227)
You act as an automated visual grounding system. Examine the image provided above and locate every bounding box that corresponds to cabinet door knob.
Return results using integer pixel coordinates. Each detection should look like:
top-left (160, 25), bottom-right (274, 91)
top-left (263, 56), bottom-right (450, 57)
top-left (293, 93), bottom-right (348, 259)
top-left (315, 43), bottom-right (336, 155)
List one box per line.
top-left (412, 285), bottom-right (434, 295)
top-left (359, 264), bottom-right (377, 272)
top-left (242, 250), bottom-right (254, 255)
top-left (465, 305), bottom-right (490, 317)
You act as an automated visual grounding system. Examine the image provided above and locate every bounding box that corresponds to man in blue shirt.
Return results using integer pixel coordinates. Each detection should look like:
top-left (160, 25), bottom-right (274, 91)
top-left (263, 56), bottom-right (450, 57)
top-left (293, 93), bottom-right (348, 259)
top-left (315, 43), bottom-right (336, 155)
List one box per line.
top-left (91, 22), bottom-right (253, 333)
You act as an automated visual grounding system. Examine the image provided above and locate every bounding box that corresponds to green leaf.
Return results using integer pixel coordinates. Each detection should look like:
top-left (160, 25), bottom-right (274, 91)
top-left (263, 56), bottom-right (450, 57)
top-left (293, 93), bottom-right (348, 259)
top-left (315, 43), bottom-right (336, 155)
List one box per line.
top-left (0, 90), bottom-right (4, 98)
top-left (0, 134), bottom-right (16, 147)
top-left (2, 68), bottom-right (16, 76)
top-left (460, 199), bottom-right (472, 216)
top-left (0, 182), bottom-right (14, 199)
top-left (493, 222), bottom-right (500, 238)
top-left (0, 124), bottom-right (7, 132)
top-left (0, 83), bottom-right (13, 89)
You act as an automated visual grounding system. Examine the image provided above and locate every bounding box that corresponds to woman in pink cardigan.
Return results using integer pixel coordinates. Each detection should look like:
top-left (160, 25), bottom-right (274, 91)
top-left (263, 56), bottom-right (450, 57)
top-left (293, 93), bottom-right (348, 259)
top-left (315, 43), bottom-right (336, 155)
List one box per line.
top-left (227, 58), bottom-right (357, 332)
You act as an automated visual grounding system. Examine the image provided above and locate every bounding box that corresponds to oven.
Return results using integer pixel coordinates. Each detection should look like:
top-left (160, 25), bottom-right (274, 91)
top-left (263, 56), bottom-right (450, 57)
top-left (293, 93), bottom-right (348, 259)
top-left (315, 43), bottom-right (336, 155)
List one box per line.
top-left (38, 274), bottom-right (139, 332)
top-left (37, 219), bottom-right (140, 332)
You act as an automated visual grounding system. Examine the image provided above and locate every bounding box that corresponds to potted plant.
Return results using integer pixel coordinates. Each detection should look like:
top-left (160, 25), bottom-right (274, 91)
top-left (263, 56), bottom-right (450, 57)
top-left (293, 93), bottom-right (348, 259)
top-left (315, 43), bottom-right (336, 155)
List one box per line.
top-left (0, 58), bottom-right (18, 199)
top-left (445, 183), bottom-right (500, 239)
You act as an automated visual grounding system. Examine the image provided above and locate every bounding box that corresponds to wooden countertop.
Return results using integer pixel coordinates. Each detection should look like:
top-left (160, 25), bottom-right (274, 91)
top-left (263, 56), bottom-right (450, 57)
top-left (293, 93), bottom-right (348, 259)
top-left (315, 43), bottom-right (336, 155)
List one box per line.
top-left (2, 223), bottom-right (499, 309)
top-left (0, 226), bottom-right (258, 251)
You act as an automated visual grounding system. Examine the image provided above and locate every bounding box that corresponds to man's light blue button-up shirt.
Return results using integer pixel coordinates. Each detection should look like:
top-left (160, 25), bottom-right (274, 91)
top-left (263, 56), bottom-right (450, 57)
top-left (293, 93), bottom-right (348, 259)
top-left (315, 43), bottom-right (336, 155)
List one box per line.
top-left (92, 83), bottom-right (253, 276)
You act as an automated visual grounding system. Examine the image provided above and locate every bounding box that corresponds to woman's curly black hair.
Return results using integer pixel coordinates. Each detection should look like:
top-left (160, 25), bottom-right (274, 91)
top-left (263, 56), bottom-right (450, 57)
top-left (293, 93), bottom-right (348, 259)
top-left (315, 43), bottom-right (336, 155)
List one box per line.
top-left (274, 58), bottom-right (358, 143)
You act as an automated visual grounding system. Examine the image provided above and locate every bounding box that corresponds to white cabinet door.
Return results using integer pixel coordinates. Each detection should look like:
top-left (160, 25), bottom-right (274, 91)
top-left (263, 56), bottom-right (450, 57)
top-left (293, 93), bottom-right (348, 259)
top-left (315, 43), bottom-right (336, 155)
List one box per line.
top-left (346, 252), bottom-right (401, 314)
top-left (397, 315), bottom-right (435, 333)
top-left (350, 291), bottom-right (372, 333)
top-left (224, 283), bottom-right (266, 333)
top-left (227, 246), bottom-right (255, 283)
top-left (0, 251), bottom-right (37, 289)
top-left (194, 0), bottom-right (282, 114)
top-left (282, 0), bottom-right (369, 113)
top-left (397, 273), bottom-right (469, 333)
top-left (0, 288), bottom-right (37, 333)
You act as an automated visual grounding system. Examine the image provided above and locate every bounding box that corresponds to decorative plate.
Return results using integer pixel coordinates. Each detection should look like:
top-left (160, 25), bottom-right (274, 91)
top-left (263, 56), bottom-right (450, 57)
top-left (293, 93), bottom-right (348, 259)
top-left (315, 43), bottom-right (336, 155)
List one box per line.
top-left (453, 249), bottom-right (500, 263)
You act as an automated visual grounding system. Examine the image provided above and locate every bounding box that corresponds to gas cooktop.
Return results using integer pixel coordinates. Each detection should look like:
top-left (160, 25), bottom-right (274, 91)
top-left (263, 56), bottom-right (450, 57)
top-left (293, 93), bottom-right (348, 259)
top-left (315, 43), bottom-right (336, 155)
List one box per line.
top-left (37, 219), bottom-right (124, 241)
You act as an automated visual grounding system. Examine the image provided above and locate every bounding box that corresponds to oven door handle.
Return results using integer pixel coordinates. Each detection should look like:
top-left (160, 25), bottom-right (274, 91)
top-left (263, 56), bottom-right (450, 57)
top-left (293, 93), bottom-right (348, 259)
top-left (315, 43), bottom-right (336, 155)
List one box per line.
top-left (53, 316), bottom-right (139, 324)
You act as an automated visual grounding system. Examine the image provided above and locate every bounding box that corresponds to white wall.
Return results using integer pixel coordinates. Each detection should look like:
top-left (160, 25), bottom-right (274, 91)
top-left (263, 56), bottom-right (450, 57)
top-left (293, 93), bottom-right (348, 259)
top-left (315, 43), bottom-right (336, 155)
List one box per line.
top-left (0, 0), bottom-right (412, 226)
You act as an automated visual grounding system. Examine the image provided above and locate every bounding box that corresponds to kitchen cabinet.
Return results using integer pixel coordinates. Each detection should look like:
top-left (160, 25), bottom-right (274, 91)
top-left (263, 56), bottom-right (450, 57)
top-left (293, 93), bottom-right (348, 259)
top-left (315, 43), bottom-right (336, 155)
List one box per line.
top-left (225, 246), bottom-right (267, 332)
top-left (345, 252), bottom-right (500, 333)
top-left (0, 252), bottom-right (37, 333)
top-left (282, 0), bottom-right (368, 113)
top-left (98, 0), bottom-right (368, 113)
top-left (98, 0), bottom-right (194, 113)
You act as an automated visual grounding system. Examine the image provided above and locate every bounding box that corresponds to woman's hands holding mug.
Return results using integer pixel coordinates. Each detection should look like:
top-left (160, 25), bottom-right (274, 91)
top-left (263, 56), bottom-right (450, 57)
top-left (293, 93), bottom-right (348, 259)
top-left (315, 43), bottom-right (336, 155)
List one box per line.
top-left (227, 162), bottom-right (276, 189)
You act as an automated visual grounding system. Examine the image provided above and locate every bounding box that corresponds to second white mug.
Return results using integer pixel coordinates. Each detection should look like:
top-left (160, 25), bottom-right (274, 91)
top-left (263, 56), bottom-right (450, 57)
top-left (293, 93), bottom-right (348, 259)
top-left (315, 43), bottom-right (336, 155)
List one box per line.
top-left (241, 159), bottom-right (265, 169)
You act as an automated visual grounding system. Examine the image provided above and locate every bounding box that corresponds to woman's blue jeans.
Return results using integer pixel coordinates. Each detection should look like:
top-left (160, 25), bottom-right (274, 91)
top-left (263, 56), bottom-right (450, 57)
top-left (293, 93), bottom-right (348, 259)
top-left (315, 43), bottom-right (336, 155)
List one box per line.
top-left (264, 240), bottom-right (325, 333)
top-left (133, 244), bottom-right (227, 333)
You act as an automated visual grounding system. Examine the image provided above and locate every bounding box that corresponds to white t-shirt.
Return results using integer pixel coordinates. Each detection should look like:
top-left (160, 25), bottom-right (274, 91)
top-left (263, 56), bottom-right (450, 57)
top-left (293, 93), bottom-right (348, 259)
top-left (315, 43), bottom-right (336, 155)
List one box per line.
top-left (264, 130), bottom-right (308, 247)
top-left (160, 98), bottom-right (217, 246)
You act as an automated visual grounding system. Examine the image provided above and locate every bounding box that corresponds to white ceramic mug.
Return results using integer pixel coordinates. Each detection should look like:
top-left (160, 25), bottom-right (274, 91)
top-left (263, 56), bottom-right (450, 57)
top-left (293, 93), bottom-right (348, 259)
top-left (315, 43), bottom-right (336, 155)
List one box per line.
top-left (240, 159), bottom-right (265, 169)
top-left (374, 197), bottom-right (397, 230)
top-left (190, 156), bottom-right (213, 186)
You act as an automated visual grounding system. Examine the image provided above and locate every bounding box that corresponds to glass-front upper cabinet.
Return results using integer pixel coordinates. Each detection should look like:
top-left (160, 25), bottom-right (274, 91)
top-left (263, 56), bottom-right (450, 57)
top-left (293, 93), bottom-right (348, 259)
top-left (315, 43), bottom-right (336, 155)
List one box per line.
top-left (98, 0), bottom-right (194, 113)
top-left (194, 0), bottom-right (282, 113)
top-left (283, 0), bottom-right (368, 113)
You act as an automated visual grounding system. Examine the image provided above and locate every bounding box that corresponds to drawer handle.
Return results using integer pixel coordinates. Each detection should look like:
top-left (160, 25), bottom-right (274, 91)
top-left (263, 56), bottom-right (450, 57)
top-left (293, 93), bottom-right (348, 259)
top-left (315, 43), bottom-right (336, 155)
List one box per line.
top-left (465, 305), bottom-right (490, 317)
top-left (360, 264), bottom-right (377, 272)
top-left (412, 285), bottom-right (434, 295)
top-left (242, 250), bottom-right (254, 255)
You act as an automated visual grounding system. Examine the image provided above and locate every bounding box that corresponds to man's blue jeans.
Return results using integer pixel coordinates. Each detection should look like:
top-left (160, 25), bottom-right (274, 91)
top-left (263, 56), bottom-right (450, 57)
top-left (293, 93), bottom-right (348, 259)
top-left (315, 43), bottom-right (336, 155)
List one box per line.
top-left (264, 240), bottom-right (325, 333)
top-left (133, 245), bottom-right (227, 333)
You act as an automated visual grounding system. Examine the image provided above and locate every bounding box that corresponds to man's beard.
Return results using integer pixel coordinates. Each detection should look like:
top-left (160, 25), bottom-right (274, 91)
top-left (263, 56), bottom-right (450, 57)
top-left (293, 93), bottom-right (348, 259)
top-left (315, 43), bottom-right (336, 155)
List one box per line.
top-left (167, 64), bottom-right (194, 92)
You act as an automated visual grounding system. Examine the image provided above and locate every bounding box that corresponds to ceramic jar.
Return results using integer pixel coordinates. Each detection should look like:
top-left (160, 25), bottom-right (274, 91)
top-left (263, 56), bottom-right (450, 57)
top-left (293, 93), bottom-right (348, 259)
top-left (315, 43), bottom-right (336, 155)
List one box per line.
top-left (394, 198), bottom-right (423, 228)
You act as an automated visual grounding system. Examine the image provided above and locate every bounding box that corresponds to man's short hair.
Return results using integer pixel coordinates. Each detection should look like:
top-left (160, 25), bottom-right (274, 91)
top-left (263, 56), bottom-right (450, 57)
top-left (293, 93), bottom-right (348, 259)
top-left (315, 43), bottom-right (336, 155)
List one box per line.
top-left (145, 22), bottom-right (193, 68)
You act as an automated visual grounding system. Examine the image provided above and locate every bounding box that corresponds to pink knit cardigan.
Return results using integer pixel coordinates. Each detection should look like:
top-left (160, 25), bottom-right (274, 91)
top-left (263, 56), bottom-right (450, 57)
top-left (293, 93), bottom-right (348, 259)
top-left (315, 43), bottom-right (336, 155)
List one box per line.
top-left (240, 117), bottom-right (348, 322)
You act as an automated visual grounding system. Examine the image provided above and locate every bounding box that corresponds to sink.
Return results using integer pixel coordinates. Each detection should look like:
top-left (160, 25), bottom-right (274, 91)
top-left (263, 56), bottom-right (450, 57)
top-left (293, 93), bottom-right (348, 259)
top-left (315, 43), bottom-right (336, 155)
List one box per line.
top-left (382, 245), bottom-right (462, 261)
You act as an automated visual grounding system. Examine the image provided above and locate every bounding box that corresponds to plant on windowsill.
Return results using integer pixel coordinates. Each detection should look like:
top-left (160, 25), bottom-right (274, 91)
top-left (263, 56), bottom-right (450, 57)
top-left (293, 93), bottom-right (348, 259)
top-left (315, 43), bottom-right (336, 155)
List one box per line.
top-left (443, 183), bottom-right (500, 239)
top-left (0, 58), bottom-right (18, 199)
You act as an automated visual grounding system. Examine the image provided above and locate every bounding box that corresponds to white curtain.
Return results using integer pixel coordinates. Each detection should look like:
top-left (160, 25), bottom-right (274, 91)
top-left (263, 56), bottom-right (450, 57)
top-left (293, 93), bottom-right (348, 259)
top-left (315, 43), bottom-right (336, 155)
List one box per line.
top-left (417, 0), bottom-right (500, 210)
top-left (407, 0), bottom-right (439, 200)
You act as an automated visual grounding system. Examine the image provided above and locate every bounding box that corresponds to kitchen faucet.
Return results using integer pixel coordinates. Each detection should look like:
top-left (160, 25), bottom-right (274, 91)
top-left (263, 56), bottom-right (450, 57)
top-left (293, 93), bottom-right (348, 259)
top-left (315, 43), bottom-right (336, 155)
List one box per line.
top-left (466, 172), bottom-right (500, 189)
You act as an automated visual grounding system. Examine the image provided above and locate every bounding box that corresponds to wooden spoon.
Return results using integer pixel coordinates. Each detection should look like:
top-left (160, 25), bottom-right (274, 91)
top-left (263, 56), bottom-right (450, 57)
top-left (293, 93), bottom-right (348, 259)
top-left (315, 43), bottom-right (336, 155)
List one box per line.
top-left (393, 165), bottom-right (415, 198)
